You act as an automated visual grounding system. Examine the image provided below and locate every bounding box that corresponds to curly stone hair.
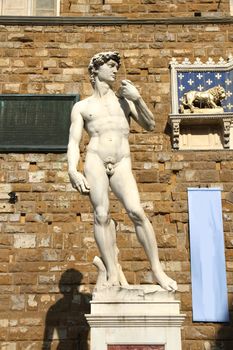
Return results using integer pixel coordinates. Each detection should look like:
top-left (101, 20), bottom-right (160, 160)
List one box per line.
top-left (88, 51), bottom-right (121, 87)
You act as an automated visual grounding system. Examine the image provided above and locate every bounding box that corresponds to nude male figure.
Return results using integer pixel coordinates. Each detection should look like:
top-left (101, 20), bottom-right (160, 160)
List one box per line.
top-left (67, 51), bottom-right (177, 291)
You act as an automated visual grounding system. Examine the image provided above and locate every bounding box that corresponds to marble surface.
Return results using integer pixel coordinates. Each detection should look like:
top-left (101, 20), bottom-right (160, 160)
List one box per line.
top-left (92, 284), bottom-right (175, 302)
top-left (108, 346), bottom-right (164, 350)
top-left (86, 284), bottom-right (185, 350)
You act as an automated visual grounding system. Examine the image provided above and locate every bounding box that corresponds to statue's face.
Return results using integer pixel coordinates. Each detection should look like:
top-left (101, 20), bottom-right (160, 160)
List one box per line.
top-left (96, 59), bottom-right (118, 84)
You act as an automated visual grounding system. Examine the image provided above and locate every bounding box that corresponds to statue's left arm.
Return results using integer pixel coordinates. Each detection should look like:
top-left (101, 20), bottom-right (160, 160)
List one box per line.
top-left (119, 79), bottom-right (155, 131)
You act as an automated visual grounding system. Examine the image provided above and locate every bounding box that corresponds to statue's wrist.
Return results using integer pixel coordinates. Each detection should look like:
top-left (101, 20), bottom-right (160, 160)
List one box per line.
top-left (68, 168), bottom-right (78, 175)
top-left (133, 95), bottom-right (142, 103)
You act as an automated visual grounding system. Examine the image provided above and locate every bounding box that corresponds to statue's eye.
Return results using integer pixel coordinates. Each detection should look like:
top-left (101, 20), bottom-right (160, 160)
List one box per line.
top-left (108, 62), bottom-right (116, 68)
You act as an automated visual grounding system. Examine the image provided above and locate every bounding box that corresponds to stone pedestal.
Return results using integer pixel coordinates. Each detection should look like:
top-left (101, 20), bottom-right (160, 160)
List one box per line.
top-left (86, 285), bottom-right (185, 350)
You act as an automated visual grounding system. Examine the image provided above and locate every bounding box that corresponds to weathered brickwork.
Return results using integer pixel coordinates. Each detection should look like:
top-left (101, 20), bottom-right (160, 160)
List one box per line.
top-left (0, 19), bottom-right (233, 350)
top-left (60, 0), bottom-right (231, 18)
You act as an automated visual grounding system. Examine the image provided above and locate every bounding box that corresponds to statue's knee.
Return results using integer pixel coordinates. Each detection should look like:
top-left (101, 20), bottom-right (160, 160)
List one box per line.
top-left (94, 209), bottom-right (109, 225)
top-left (128, 208), bottom-right (145, 224)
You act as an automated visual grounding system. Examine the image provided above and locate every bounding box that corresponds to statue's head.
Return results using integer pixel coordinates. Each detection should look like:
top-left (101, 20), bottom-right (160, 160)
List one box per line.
top-left (88, 51), bottom-right (121, 87)
top-left (58, 268), bottom-right (83, 295)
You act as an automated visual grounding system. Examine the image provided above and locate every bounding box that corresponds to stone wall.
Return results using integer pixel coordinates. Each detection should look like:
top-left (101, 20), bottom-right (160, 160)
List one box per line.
top-left (60, 0), bottom-right (231, 17)
top-left (0, 21), bottom-right (233, 350)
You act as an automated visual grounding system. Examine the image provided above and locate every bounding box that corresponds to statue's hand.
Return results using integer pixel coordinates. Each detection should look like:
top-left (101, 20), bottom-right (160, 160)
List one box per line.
top-left (119, 79), bottom-right (141, 102)
top-left (68, 170), bottom-right (90, 194)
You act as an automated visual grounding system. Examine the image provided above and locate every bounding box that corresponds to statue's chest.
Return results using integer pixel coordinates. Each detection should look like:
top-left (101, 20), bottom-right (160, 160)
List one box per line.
top-left (83, 99), bottom-right (127, 123)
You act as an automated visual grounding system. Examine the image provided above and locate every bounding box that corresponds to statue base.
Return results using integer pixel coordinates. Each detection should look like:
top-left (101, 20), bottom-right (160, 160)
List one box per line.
top-left (86, 285), bottom-right (185, 350)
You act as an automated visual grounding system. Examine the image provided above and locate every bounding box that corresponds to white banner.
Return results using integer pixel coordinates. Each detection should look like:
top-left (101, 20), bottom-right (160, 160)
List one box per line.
top-left (188, 188), bottom-right (229, 322)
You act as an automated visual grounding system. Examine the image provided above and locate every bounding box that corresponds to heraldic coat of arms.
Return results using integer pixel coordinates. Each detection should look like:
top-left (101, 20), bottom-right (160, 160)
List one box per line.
top-left (169, 56), bottom-right (233, 150)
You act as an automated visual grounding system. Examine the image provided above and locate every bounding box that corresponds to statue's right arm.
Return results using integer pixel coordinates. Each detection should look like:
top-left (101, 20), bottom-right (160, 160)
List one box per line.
top-left (67, 103), bottom-right (90, 194)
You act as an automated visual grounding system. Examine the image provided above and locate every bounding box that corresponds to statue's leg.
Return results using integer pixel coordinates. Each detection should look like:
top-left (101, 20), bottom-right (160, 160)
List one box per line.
top-left (84, 152), bottom-right (120, 286)
top-left (210, 100), bottom-right (218, 108)
top-left (110, 157), bottom-right (177, 291)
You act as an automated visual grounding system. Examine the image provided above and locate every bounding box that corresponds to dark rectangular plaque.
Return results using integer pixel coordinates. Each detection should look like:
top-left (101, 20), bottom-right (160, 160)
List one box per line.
top-left (0, 94), bottom-right (79, 152)
top-left (108, 346), bottom-right (164, 350)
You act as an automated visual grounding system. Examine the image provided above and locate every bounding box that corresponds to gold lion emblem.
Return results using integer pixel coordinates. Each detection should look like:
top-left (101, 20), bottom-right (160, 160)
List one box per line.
top-left (180, 85), bottom-right (226, 113)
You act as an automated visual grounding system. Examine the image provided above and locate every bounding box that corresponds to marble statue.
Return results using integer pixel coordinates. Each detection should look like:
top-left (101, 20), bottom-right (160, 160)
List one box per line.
top-left (180, 85), bottom-right (226, 113)
top-left (67, 51), bottom-right (177, 291)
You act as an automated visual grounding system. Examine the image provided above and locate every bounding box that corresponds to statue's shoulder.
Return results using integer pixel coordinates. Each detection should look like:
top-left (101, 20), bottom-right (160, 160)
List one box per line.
top-left (72, 97), bottom-right (92, 114)
top-left (73, 97), bottom-right (90, 108)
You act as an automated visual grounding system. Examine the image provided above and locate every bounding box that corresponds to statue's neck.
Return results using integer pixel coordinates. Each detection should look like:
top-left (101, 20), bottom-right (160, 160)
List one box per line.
top-left (93, 80), bottom-right (114, 98)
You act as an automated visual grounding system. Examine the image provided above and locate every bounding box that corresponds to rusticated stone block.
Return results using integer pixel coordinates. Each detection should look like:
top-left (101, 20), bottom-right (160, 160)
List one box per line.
top-left (0, 343), bottom-right (17, 350)
top-left (14, 273), bottom-right (37, 285)
top-left (220, 170), bottom-right (233, 182)
top-left (28, 171), bottom-right (45, 183)
top-left (13, 234), bottom-right (36, 249)
top-left (8, 326), bottom-right (44, 341)
top-left (182, 340), bottom-right (205, 350)
top-left (16, 250), bottom-right (42, 262)
top-left (161, 248), bottom-right (188, 261)
top-left (137, 170), bottom-right (158, 183)
top-left (0, 296), bottom-right (10, 311)
top-left (10, 295), bottom-right (25, 311)
top-left (8, 171), bottom-right (28, 183)
top-left (183, 326), bottom-right (215, 340)
top-left (157, 234), bottom-right (177, 248)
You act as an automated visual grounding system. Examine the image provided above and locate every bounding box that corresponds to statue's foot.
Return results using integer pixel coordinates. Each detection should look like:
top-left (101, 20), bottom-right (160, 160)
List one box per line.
top-left (153, 269), bottom-right (177, 292)
top-left (106, 276), bottom-right (120, 287)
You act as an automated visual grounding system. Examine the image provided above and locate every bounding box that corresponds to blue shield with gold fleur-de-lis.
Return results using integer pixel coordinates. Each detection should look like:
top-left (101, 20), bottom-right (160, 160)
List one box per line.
top-left (169, 57), bottom-right (233, 150)
top-left (177, 70), bottom-right (232, 113)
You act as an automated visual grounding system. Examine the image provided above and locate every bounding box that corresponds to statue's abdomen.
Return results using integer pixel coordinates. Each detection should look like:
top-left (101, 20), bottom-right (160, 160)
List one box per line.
top-left (86, 118), bottom-right (130, 163)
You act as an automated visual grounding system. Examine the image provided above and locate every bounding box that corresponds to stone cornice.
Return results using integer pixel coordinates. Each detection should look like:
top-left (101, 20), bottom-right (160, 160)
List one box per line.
top-left (0, 15), bottom-right (233, 26)
top-left (85, 314), bottom-right (186, 327)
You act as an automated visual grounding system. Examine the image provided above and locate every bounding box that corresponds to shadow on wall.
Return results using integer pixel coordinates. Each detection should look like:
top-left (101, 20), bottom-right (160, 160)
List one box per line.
top-left (42, 269), bottom-right (91, 350)
top-left (214, 296), bottom-right (233, 350)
